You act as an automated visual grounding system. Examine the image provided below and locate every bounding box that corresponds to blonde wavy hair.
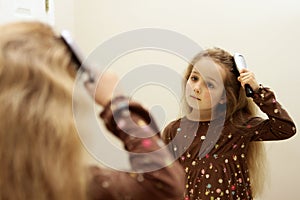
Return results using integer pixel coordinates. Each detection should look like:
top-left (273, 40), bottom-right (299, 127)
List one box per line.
top-left (0, 21), bottom-right (87, 200)
top-left (182, 47), bottom-right (267, 198)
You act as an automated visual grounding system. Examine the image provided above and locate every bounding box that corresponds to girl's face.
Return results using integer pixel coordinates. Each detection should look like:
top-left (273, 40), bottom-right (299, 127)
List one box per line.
top-left (185, 57), bottom-right (226, 117)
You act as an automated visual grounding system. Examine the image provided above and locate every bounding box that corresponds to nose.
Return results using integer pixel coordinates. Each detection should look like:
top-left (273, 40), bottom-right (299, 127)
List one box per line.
top-left (193, 83), bottom-right (202, 94)
top-left (194, 88), bottom-right (201, 94)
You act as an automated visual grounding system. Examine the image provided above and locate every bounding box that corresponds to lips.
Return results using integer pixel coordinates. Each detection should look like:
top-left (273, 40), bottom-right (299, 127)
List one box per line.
top-left (190, 95), bottom-right (201, 101)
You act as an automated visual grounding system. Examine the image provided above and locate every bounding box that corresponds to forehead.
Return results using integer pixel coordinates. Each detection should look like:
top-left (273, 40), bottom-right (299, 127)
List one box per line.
top-left (192, 57), bottom-right (226, 83)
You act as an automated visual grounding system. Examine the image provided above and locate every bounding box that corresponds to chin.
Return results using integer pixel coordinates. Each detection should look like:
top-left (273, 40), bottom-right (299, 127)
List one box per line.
top-left (187, 102), bottom-right (201, 110)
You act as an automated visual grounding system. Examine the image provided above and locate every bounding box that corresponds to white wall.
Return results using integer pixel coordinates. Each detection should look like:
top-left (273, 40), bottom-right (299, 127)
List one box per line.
top-left (54, 0), bottom-right (75, 33)
top-left (0, 0), bottom-right (73, 31)
top-left (0, 0), bottom-right (55, 25)
top-left (73, 0), bottom-right (300, 199)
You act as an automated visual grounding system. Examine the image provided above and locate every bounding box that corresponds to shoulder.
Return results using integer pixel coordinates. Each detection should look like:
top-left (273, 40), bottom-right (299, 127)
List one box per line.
top-left (164, 118), bottom-right (182, 131)
top-left (161, 118), bottom-right (182, 141)
top-left (222, 116), bottom-right (264, 135)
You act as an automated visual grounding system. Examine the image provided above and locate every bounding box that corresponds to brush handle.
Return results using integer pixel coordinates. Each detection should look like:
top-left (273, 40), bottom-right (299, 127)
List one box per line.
top-left (245, 84), bottom-right (254, 97)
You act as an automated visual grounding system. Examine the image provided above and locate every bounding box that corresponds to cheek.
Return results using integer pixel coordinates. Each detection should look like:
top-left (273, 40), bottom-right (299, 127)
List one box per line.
top-left (210, 92), bottom-right (224, 105)
top-left (185, 83), bottom-right (192, 94)
top-left (203, 92), bottom-right (212, 103)
top-left (202, 90), bottom-right (218, 104)
top-left (201, 87), bottom-right (212, 98)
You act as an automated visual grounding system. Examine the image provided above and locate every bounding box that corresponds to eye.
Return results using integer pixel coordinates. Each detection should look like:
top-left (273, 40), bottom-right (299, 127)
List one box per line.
top-left (190, 75), bottom-right (199, 82)
top-left (206, 82), bottom-right (215, 89)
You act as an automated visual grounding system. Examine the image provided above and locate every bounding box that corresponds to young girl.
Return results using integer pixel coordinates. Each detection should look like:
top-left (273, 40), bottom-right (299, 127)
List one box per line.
top-left (0, 21), bottom-right (185, 200)
top-left (162, 47), bottom-right (296, 200)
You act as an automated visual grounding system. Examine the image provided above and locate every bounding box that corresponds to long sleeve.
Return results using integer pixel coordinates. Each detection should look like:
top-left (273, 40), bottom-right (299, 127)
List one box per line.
top-left (88, 97), bottom-right (185, 200)
top-left (248, 86), bottom-right (296, 141)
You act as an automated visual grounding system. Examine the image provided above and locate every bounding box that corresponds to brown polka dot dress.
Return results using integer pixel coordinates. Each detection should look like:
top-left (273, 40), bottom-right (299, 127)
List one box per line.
top-left (162, 87), bottom-right (296, 200)
top-left (89, 97), bottom-right (186, 200)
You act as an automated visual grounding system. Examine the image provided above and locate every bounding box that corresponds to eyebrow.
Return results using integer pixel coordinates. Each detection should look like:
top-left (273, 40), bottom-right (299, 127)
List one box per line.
top-left (191, 70), bottom-right (218, 84)
top-left (191, 70), bottom-right (200, 75)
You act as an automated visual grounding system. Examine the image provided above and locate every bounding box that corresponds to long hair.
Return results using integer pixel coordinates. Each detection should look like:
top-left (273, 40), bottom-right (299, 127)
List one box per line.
top-left (181, 47), bottom-right (267, 198)
top-left (0, 21), bottom-right (87, 200)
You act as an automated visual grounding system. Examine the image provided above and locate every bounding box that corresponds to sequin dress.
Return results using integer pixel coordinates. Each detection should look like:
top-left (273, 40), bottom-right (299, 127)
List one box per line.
top-left (162, 87), bottom-right (296, 200)
top-left (88, 97), bottom-right (185, 200)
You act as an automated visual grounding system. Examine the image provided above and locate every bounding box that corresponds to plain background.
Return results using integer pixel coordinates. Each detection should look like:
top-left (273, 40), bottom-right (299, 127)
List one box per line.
top-left (59, 1), bottom-right (300, 199)
top-left (1, 0), bottom-right (300, 199)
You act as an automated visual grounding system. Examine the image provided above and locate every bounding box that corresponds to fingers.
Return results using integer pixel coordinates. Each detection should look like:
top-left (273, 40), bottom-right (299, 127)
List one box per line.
top-left (84, 70), bottom-right (124, 106)
top-left (237, 69), bottom-right (259, 91)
